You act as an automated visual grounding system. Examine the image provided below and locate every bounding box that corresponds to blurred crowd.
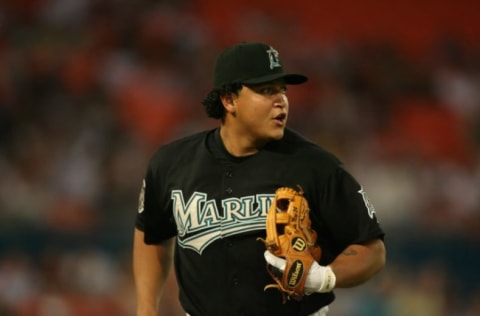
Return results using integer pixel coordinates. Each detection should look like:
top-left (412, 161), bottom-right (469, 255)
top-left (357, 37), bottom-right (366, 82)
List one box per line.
top-left (0, 0), bottom-right (479, 315)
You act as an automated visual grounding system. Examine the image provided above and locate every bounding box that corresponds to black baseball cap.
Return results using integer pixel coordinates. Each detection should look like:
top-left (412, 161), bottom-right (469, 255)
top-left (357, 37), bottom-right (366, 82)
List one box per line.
top-left (213, 42), bottom-right (308, 89)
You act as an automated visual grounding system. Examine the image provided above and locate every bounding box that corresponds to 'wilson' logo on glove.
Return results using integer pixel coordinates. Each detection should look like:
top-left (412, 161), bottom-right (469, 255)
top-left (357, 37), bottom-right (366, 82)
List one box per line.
top-left (291, 237), bottom-right (307, 252)
top-left (287, 260), bottom-right (304, 288)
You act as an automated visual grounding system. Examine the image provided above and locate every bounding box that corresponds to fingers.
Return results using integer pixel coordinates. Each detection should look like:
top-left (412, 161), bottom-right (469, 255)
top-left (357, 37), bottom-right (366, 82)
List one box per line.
top-left (264, 251), bottom-right (286, 271)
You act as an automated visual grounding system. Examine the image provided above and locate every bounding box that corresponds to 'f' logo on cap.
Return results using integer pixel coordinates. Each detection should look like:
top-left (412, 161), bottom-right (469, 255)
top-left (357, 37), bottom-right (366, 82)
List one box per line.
top-left (266, 46), bottom-right (281, 70)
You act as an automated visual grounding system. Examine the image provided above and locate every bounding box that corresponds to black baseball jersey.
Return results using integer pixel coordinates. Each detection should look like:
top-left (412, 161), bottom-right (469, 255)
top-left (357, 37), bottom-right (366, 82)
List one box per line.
top-left (135, 127), bottom-right (384, 316)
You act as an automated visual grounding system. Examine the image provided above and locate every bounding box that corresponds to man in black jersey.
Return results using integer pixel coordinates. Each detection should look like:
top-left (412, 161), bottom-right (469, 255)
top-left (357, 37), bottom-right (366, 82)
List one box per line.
top-left (133, 41), bottom-right (386, 316)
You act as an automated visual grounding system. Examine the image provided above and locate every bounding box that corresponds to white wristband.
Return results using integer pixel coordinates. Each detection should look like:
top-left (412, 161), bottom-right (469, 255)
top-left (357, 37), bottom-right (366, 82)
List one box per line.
top-left (306, 264), bottom-right (336, 294)
top-left (317, 266), bottom-right (336, 293)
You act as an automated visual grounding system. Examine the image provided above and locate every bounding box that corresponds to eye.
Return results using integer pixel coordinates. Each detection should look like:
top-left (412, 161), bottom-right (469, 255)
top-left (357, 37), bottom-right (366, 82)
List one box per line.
top-left (261, 87), bottom-right (274, 94)
top-left (246, 83), bottom-right (287, 95)
top-left (260, 86), bottom-right (287, 95)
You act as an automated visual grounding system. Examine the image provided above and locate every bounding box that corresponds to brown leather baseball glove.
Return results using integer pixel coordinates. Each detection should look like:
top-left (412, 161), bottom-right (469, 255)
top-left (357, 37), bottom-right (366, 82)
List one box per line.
top-left (258, 186), bottom-right (322, 302)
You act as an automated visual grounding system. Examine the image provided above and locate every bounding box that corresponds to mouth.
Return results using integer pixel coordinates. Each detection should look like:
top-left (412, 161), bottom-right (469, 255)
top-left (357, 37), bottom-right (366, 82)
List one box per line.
top-left (273, 113), bottom-right (287, 124)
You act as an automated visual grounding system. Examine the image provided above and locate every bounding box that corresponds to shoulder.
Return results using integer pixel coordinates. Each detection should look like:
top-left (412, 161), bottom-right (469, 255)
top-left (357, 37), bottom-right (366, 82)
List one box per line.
top-left (161, 129), bottom-right (211, 151)
top-left (148, 129), bottom-right (213, 168)
top-left (274, 129), bottom-right (342, 166)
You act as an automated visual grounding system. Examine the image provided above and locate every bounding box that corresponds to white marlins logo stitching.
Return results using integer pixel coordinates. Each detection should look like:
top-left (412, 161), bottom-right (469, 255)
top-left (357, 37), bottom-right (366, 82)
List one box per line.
top-left (138, 179), bottom-right (145, 214)
top-left (171, 190), bottom-right (274, 254)
top-left (266, 46), bottom-right (281, 69)
top-left (358, 186), bottom-right (376, 220)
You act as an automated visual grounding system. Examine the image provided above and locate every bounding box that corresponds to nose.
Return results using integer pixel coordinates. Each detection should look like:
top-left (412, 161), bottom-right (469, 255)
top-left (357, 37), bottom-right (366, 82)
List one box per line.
top-left (273, 93), bottom-right (288, 108)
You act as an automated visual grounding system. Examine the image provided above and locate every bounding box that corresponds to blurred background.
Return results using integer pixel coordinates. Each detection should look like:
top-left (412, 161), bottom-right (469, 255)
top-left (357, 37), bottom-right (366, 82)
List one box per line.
top-left (0, 0), bottom-right (479, 315)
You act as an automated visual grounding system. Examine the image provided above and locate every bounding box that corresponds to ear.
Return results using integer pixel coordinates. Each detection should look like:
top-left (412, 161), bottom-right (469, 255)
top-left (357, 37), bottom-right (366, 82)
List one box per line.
top-left (220, 93), bottom-right (236, 114)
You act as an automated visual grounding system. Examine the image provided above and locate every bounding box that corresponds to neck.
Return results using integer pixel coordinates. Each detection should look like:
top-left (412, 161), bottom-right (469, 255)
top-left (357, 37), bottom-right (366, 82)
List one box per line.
top-left (219, 126), bottom-right (265, 157)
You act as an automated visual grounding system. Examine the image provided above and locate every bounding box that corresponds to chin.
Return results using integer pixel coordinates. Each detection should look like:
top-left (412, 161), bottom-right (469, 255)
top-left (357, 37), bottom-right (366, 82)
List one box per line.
top-left (270, 129), bottom-right (285, 140)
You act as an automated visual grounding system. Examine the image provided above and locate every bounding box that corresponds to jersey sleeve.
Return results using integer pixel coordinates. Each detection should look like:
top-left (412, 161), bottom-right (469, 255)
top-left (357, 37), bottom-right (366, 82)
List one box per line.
top-left (134, 152), bottom-right (177, 244)
top-left (319, 165), bottom-right (384, 251)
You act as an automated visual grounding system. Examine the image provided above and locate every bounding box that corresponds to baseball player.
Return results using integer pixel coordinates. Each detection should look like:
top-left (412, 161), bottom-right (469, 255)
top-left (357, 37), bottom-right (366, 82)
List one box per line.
top-left (133, 41), bottom-right (386, 316)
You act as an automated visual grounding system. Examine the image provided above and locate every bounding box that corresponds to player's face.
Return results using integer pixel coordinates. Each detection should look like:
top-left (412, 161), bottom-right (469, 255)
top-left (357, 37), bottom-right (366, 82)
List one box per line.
top-left (233, 80), bottom-right (289, 141)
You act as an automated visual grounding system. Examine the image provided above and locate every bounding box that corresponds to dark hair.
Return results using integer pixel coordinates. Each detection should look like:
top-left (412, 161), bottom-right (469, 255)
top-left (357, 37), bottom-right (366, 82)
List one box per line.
top-left (201, 82), bottom-right (243, 120)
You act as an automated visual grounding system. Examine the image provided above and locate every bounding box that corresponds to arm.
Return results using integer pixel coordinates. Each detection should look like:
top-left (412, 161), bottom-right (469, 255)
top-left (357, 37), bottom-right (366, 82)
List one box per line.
top-left (329, 238), bottom-right (386, 288)
top-left (264, 237), bottom-right (386, 293)
top-left (133, 228), bottom-right (175, 316)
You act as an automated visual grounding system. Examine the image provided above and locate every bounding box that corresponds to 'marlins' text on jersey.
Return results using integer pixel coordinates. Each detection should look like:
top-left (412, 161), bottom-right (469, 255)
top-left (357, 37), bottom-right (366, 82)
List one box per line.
top-left (171, 190), bottom-right (274, 254)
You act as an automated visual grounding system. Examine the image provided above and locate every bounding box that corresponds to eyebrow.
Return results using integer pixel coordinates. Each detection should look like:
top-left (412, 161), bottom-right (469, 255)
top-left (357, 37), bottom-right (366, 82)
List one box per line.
top-left (245, 81), bottom-right (286, 89)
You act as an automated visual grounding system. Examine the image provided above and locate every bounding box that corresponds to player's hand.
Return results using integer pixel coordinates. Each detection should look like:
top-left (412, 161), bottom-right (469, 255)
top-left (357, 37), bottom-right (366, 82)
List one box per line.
top-left (264, 251), bottom-right (336, 294)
